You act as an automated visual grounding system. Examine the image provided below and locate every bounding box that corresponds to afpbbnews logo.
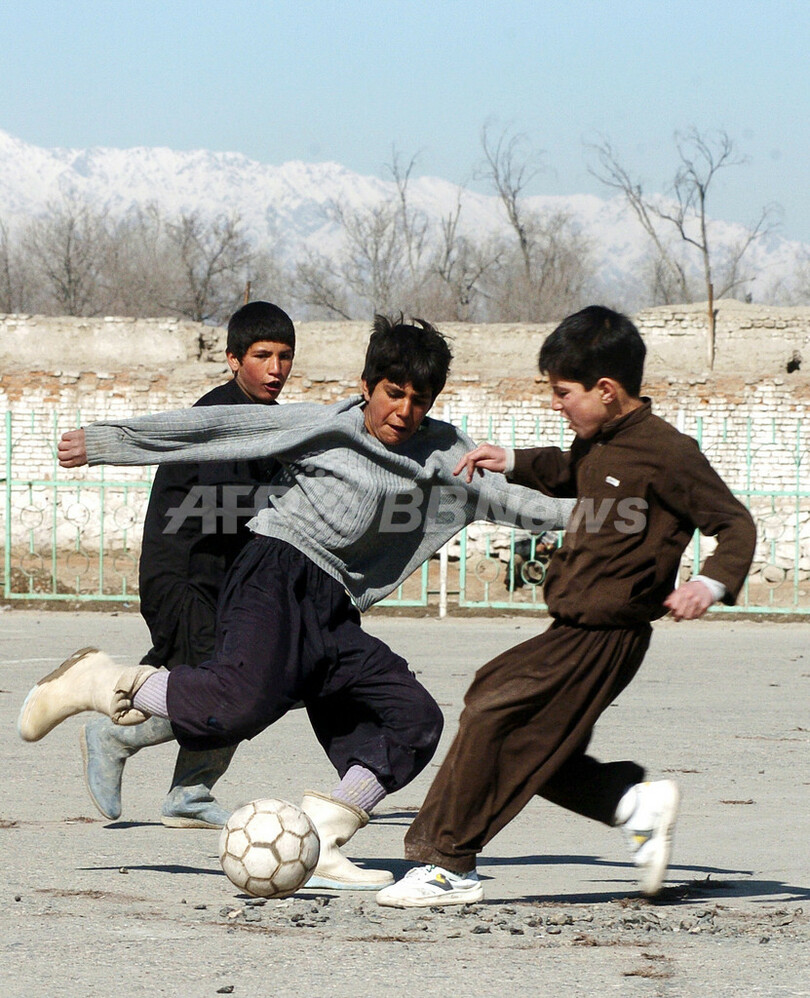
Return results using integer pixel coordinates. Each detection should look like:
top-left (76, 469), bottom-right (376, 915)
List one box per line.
top-left (377, 490), bottom-right (647, 534)
top-left (163, 486), bottom-right (648, 536)
top-left (375, 486), bottom-right (558, 533)
top-left (162, 485), bottom-right (289, 534)
top-left (567, 497), bottom-right (648, 534)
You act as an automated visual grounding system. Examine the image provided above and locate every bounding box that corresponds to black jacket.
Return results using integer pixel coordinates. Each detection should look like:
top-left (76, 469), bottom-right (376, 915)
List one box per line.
top-left (138, 379), bottom-right (279, 663)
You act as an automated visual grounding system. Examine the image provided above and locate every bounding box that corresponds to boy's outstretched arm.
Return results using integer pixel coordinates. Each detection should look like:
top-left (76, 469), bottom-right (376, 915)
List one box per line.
top-left (453, 443), bottom-right (509, 483)
top-left (58, 429), bottom-right (88, 468)
top-left (53, 399), bottom-right (351, 468)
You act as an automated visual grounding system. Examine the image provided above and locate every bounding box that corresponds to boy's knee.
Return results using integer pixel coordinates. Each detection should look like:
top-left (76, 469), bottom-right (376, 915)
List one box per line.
top-left (168, 658), bottom-right (297, 748)
top-left (463, 670), bottom-right (529, 720)
top-left (409, 688), bottom-right (444, 751)
top-left (398, 695), bottom-right (443, 785)
top-left (202, 690), bottom-right (290, 746)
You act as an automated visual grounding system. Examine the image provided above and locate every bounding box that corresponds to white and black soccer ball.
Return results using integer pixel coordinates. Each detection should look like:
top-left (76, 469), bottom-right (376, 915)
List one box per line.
top-left (218, 798), bottom-right (320, 898)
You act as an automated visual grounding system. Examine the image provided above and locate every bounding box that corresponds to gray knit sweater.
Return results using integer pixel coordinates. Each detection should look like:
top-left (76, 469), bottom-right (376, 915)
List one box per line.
top-left (84, 396), bottom-right (574, 610)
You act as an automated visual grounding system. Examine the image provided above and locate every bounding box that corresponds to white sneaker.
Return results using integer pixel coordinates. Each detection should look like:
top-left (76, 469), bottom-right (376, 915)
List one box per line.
top-left (621, 780), bottom-right (680, 896)
top-left (376, 864), bottom-right (484, 908)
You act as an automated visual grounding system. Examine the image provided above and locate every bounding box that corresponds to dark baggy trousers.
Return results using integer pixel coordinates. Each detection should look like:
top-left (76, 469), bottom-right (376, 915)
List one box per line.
top-left (141, 587), bottom-right (218, 669)
top-left (166, 537), bottom-right (444, 793)
top-left (404, 619), bottom-right (652, 872)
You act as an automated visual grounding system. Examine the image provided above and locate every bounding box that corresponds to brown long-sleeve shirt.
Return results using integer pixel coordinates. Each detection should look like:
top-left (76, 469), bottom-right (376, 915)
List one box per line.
top-left (510, 400), bottom-right (757, 627)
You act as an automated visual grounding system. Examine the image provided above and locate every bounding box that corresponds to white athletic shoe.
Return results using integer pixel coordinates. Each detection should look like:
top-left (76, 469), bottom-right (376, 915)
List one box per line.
top-left (376, 864), bottom-right (483, 908)
top-left (621, 780), bottom-right (680, 896)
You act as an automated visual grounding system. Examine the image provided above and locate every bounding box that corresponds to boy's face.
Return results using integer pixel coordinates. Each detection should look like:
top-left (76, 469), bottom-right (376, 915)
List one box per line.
top-left (549, 375), bottom-right (614, 439)
top-left (227, 340), bottom-right (294, 403)
top-left (361, 378), bottom-right (435, 446)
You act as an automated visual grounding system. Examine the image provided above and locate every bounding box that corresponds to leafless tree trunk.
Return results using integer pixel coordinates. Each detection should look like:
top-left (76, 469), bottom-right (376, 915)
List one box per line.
top-left (589, 129), bottom-right (780, 367)
top-left (244, 246), bottom-right (293, 312)
top-left (334, 199), bottom-right (408, 309)
top-left (478, 125), bottom-right (541, 280)
top-left (294, 195), bottom-right (411, 318)
top-left (589, 138), bottom-right (691, 305)
top-left (102, 204), bottom-right (175, 316)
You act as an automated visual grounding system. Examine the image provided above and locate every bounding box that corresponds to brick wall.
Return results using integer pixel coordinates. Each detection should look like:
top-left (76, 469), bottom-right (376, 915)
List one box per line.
top-left (5, 299), bottom-right (810, 380)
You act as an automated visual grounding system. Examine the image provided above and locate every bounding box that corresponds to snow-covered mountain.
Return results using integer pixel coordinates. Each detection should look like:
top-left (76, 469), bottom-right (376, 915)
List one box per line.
top-left (0, 129), bottom-right (804, 305)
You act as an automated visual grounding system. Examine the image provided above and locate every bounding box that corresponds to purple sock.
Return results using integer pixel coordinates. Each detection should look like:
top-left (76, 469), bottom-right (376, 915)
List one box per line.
top-left (132, 670), bottom-right (170, 718)
top-left (332, 765), bottom-right (386, 814)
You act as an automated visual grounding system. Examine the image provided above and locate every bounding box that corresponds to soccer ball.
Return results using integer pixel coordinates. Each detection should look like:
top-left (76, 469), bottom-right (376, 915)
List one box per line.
top-left (218, 798), bottom-right (320, 898)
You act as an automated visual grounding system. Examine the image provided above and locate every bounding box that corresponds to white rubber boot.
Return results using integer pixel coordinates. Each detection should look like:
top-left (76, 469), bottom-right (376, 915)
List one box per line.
top-left (300, 790), bottom-right (394, 891)
top-left (18, 647), bottom-right (158, 742)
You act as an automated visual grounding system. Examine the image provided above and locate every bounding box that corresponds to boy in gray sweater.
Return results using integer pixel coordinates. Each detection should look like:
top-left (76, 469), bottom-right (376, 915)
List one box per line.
top-left (19, 315), bottom-right (573, 890)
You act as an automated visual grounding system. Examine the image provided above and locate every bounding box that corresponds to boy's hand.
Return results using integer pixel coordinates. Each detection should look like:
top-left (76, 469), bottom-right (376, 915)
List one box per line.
top-left (453, 444), bottom-right (508, 483)
top-left (58, 429), bottom-right (88, 468)
top-left (663, 579), bottom-right (714, 621)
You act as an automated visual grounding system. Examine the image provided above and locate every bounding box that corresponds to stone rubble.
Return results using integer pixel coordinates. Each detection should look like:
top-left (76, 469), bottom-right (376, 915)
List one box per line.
top-left (205, 887), bottom-right (807, 949)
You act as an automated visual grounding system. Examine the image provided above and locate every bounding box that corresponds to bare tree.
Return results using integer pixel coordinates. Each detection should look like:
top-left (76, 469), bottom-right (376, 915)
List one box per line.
top-left (590, 129), bottom-right (780, 366)
top-left (293, 174), bottom-right (502, 322)
top-left (477, 125), bottom-right (595, 321)
top-left (384, 150), bottom-right (500, 320)
top-left (8, 198), bottom-right (162, 317)
top-left (387, 149), bottom-right (430, 292)
top-left (101, 204), bottom-right (176, 316)
top-left (0, 219), bottom-right (32, 313)
top-left (0, 220), bottom-right (15, 312)
top-left (334, 199), bottom-right (408, 309)
top-left (478, 125), bottom-right (541, 282)
top-left (424, 195), bottom-right (501, 320)
top-left (244, 245), bottom-right (294, 312)
top-left (294, 248), bottom-right (353, 319)
top-left (294, 196), bottom-right (410, 318)
top-left (589, 137), bottom-right (691, 305)
top-left (99, 205), bottom-right (286, 322)
top-left (477, 219), bottom-right (593, 322)
top-left (21, 195), bottom-right (113, 315)
top-left (160, 210), bottom-right (253, 323)
top-left (789, 250), bottom-right (810, 305)
top-left (532, 210), bottom-right (594, 317)
top-left (296, 139), bottom-right (578, 322)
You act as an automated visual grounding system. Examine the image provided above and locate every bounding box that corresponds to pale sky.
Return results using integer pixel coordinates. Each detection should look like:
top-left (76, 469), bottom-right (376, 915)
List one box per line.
top-left (1, 0), bottom-right (806, 241)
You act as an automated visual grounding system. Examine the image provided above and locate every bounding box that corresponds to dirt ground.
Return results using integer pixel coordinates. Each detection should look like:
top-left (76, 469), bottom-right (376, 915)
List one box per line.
top-left (1, 610), bottom-right (808, 997)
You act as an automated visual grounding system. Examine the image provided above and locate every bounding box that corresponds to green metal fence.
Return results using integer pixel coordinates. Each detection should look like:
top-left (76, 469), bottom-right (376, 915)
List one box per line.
top-left (694, 413), bottom-right (810, 614)
top-left (451, 412), bottom-right (810, 615)
top-left (2, 409), bottom-right (808, 614)
top-left (3, 411), bottom-right (151, 601)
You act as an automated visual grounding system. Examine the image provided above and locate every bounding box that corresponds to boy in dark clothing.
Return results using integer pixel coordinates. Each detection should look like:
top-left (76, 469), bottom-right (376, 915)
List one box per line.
top-left (378, 305), bottom-right (756, 908)
top-left (81, 301), bottom-right (294, 829)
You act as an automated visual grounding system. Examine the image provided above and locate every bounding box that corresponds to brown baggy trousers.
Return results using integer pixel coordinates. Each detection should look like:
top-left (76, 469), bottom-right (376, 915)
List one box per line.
top-left (404, 619), bottom-right (652, 872)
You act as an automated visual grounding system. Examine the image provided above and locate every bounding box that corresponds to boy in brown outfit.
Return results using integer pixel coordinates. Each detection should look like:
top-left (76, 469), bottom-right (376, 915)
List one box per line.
top-left (378, 305), bottom-right (756, 908)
